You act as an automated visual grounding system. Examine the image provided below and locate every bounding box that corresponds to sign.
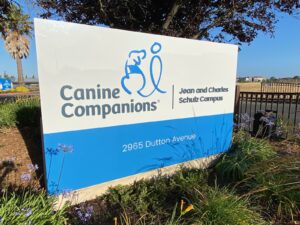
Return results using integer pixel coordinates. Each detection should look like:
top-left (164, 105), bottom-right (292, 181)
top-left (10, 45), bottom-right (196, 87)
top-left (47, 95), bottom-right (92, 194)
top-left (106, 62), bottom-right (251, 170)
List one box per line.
top-left (35, 19), bottom-right (238, 197)
top-left (0, 78), bottom-right (13, 91)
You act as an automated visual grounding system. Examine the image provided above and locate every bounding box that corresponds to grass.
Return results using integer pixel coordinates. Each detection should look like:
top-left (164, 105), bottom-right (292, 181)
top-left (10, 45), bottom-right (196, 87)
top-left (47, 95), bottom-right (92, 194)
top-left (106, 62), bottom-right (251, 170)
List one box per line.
top-left (0, 97), bottom-right (40, 128)
top-left (0, 189), bottom-right (67, 225)
top-left (215, 131), bottom-right (275, 183)
top-left (236, 156), bottom-right (300, 221)
top-left (192, 187), bottom-right (266, 225)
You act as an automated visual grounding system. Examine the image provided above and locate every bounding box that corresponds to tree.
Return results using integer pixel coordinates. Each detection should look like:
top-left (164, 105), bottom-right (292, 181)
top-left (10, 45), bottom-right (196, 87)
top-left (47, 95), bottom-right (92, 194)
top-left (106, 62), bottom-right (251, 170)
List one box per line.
top-left (2, 4), bottom-right (32, 84)
top-left (0, 0), bottom-right (11, 35)
top-left (293, 76), bottom-right (300, 79)
top-left (37, 0), bottom-right (299, 44)
top-left (3, 73), bottom-right (15, 81)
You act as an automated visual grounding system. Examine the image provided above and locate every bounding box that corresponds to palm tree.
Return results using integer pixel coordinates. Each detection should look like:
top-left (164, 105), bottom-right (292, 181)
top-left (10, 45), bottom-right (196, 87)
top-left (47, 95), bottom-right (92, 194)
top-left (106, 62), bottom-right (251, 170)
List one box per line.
top-left (2, 4), bottom-right (32, 84)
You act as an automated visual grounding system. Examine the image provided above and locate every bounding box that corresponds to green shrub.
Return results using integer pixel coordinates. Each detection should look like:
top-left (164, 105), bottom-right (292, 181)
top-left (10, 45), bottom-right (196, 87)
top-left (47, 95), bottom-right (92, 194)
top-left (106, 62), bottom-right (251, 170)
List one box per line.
top-left (74, 168), bottom-right (208, 224)
top-left (14, 86), bottom-right (30, 93)
top-left (0, 86), bottom-right (30, 94)
top-left (215, 132), bottom-right (275, 182)
top-left (108, 187), bottom-right (266, 225)
top-left (104, 168), bottom-right (207, 214)
top-left (0, 97), bottom-right (40, 128)
top-left (192, 187), bottom-right (266, 225)
top-left (237, 156), bottom-right (300, 221)
top-left (0, 190), bottom-right (67, 225)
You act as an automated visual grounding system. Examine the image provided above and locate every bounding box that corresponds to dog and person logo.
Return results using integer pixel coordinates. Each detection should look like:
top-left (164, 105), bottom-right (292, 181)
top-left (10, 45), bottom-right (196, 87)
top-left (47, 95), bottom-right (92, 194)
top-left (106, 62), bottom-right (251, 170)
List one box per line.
top-left (57, 42), bottom-right (167, 120)
top-left (121, 42), bottom-right (166, 98)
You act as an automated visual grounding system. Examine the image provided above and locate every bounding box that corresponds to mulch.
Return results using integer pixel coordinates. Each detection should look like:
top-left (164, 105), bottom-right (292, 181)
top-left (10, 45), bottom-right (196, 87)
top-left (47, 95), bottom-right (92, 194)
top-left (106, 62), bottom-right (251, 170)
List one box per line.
top-left (0, 127), bottom-right (44, 190)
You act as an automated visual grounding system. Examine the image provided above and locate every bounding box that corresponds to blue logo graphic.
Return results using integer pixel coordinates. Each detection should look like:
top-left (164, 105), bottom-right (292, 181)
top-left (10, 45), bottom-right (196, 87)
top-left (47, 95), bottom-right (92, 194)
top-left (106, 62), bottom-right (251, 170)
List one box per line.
top-left (121, 42), bottom-right (166, 97)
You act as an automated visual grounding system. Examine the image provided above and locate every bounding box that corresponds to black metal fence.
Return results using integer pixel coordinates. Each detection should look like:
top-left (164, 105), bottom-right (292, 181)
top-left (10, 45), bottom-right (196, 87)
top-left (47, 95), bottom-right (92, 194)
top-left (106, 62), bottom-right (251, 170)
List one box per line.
top-left (236, 91), bottom-right (300, 135)
top-left (261, 82), bottom-right (300, 93)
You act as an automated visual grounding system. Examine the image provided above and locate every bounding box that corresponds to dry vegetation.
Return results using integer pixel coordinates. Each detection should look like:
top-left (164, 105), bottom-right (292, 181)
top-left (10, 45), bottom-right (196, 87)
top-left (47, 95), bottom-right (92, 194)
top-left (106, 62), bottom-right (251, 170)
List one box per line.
top-left (237, 82), bottom-right (262, 92)
top-left (237, 82), bottom-right (300, 93)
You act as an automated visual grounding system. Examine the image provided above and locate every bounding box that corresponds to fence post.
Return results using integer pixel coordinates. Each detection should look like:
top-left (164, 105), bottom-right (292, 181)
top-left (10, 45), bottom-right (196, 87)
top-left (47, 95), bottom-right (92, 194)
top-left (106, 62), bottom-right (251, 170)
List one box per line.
top-left (234, 85), bottom-right (240, 122)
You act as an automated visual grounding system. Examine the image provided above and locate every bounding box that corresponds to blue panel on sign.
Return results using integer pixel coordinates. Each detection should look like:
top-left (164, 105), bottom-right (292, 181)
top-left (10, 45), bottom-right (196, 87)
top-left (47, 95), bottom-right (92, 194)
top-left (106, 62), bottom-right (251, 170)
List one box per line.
top-left (0, 78), bottom-right (13, 91)
top-left (44, 113), bottom-right (233, 194)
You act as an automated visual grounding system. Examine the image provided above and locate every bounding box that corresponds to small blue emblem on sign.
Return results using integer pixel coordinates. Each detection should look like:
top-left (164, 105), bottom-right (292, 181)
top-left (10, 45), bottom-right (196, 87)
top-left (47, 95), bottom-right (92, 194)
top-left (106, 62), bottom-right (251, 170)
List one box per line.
top-left (121, 42), bottom-right (166, 97)
top-left (0, 78), bottom-right (13, 91)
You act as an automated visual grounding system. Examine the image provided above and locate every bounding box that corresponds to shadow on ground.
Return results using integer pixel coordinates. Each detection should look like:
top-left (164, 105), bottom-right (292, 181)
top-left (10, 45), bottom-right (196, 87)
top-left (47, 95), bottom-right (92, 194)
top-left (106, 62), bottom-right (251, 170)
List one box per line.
top-left (15, 106), bottom-right (45, 188)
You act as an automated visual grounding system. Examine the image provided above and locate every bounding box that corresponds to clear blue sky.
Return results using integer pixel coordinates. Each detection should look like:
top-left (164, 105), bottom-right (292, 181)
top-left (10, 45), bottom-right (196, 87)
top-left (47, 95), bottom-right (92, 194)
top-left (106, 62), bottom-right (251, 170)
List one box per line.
top-left (0, 3), bottom-right (299, 79)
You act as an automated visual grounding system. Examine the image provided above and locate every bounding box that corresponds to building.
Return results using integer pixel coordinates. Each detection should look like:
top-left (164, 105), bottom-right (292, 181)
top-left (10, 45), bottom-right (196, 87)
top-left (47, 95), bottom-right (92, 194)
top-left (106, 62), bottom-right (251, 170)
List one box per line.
top-left (252, 76), bottom-right (266, 82)
top-left (237, 76), bottom-right (252, 82)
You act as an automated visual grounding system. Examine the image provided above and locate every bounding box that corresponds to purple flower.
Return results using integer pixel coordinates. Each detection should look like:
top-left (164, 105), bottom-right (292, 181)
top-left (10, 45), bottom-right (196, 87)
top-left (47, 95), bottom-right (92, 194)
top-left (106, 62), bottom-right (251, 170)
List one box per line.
top-left (62, 189), bottom-right (73, 198)
top-left (86, 206), bottom-right (94, 215)
top-left (75, 206), bottom-right (94, 222)
top-left (57, 144), bottom-right (74, 153)
top-left (22, 208), bottom-right (32, 217)
top-left (238, 113), bottom-right (254, 129)
top-left (46, 147), bottom-right (60, 155)
top-left (20, 173), bottom-right (31, 182)
top-left (241, 113), bottom-right (253, 124)
top-left (27, 164), bottom-right (39, 172)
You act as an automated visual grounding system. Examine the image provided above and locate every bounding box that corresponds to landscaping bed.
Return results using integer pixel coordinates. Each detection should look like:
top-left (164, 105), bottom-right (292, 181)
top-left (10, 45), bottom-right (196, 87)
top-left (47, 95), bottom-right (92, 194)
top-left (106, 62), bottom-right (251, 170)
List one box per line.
top-left (0, 98), bottom-right (299, 224)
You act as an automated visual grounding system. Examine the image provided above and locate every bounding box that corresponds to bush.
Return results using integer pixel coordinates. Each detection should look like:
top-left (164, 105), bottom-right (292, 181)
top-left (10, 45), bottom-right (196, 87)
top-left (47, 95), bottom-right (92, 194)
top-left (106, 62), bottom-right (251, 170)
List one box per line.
top-left (96, 185), bottom-right (266, 225)
top-left (215, 132), bottom-right (275, 183)
top-left (106, 168), bottom-right (207, 217)
top-left (0, 86), bottom-right (30, 93)
top-left (192, 187), bottom-right (266, 225)
top-left (68, 168), bottom-right (209, 224)
top-left (68, 168), bottom-right (269, 225)
top-left (0, 97), bottom-right (40, 128)
top-left (14, 86), bottom-right (30, 93)
top-left (0, 189), bottom-right (67, 225)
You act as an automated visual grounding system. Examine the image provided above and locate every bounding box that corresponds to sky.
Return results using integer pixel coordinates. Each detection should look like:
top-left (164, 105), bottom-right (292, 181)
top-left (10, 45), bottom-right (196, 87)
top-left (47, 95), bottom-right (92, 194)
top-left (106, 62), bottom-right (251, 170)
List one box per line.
top-left (0, 2), bottom-right (299, 79)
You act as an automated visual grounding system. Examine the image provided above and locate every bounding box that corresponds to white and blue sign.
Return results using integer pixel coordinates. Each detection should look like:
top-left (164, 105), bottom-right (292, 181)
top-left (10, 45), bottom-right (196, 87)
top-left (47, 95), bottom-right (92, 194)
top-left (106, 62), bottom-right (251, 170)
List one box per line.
top-left (35, 19), bottom-right (238, 195)
top-left (0, 78), bottom-right (13, 91)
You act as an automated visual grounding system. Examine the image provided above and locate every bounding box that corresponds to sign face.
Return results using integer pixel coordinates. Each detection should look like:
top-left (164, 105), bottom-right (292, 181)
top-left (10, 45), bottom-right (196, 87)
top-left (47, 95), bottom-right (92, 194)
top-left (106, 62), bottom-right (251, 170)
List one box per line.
top-left (0, 78), bottom-right (13, 91)
top-left (35, 19), bottom-right (238, 195)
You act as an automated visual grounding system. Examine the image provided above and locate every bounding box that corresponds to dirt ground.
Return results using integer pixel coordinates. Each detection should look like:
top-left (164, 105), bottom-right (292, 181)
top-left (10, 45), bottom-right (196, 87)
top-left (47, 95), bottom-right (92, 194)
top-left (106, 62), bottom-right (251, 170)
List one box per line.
top-left (0, 127), bottom-right (44, 189)
top-left (271, 139), bottom-right (300, 155)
